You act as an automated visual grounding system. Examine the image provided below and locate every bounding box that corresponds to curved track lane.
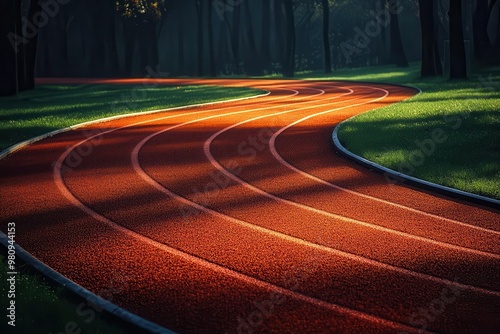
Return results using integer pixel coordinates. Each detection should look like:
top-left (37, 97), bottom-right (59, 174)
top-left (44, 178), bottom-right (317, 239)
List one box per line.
top-left (1, 78), bottom-right (499, 334)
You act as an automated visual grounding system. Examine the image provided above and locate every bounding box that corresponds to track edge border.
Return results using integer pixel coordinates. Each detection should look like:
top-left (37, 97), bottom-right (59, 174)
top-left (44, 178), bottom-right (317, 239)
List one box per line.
top-left (0, 232), bottom-right (177, 334)
top-left (331, 83), bottom-right (500, 209)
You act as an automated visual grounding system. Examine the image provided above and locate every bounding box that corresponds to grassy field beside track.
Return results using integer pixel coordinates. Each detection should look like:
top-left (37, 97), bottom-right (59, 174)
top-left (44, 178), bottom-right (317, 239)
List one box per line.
top-left (297, 64), bottom-right (500, 200)
top-left (0, 84), bottom-right (262, 151)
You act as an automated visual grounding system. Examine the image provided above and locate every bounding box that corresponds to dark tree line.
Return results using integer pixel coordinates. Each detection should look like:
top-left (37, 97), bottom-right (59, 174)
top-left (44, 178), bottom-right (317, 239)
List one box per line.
top-left (1, 0), bottom-right (42, 96)
top-left (2, 0), bottom-right (500, 96)
top-left (419, 0), bottom-right (500, 79)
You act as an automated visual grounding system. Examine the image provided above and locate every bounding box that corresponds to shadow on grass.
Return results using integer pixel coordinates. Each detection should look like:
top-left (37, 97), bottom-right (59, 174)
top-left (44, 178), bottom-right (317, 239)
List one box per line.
top-left (334, 65), bottom-right (500, 199)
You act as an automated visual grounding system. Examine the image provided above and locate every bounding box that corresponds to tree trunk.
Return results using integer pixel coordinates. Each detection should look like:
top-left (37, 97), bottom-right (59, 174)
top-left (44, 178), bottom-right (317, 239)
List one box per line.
top-left (378, 0), bottom-right (389, 65)
top-left (0, 0), bottom-right (18, 96)
top-left (473, 0), bottom-right (490, 61)
top-left (147, 23), bottom-right (159, 73)
top-left (122, 19), bottom-right (135, 76)
top-left (24, 0), bottom-right (42, 89)
top-left (16, 0), bottom-right (27, 91)
top-left (433, 0), bottom-right (443, 75)
top-left (208, 0), bottom-right (216, 76)
top-left (89, 3), bottom-right (106, 76)
top-left (243, 0), bottom-right (261, 75)
top-left (496, 2), bottom-right (500, 62)
top-left (94, 0), bottom-right (119, 77)
top-left (389, 0), bottom-right (409, 67)
top-left (231, 0), bottom-right (241, 74)
top-left (449, 0), bottom-right (468, 79)
top-left (195, 0), bottom-right (204, 76)
top-left (274, 0), bottom-right (284, 70)
top-left (261, 0), bottom-right (271, 74)
top-left (418, 0), bottom-right (436, 77)
top-left (282, 0), bottom-right (295, 77)
top-left (177, 19), bottom-right (185, 75)
top-left (322, 0), bottom-right (332, 73)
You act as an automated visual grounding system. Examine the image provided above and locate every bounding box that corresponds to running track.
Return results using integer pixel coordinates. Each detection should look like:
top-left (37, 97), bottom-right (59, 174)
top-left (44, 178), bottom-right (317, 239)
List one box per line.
top-left (1, 79), bottom-right (499, 334)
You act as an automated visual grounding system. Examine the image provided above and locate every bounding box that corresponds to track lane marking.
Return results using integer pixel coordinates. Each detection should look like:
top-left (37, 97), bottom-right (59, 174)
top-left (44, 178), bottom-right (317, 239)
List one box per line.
top-left (54, 168), bottom-right (433, 334)
top-left (269, 116), bottom-right (500, 236)
top-left (51, 85), bottom-right (436, 333)
top-left (129, 84), bottom-right (500, 297)
top-left (48, 82), bottom-right (497, 333)
top-left (204, 87), bottom-right (500, 261)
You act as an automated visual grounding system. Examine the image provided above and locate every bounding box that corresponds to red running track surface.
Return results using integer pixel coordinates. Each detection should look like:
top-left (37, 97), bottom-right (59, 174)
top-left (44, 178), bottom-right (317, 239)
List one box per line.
top-left (1, 78), bottom-right (499, 334)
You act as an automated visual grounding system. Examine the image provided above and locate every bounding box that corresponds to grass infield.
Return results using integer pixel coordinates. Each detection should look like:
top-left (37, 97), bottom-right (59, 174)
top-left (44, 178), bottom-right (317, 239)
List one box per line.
top-left (297, 64), bottom-right (500, 200)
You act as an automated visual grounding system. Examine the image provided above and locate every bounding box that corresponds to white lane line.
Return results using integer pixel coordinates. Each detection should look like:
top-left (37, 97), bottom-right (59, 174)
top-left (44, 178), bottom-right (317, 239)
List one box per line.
top-left (204, 87), bottom-right (500, 261)
top-left (269, 116), bottom-right (500, 236)
top-left (131, 85), bottom-right (500, 297)
top-left (53, 164), bottom-right (433, 334)
top-left (51, 85), bottom-right (433, 333)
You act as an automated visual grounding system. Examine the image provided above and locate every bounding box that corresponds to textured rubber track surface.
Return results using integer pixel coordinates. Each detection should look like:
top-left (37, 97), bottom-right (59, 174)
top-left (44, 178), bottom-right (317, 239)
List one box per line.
top-left (1, 78), bottom-right (499, 334)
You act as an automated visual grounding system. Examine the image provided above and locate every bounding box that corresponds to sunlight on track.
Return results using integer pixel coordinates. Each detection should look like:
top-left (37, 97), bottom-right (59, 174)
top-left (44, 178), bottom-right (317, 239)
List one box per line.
top-left (3, 79), bottom-right (498, 334)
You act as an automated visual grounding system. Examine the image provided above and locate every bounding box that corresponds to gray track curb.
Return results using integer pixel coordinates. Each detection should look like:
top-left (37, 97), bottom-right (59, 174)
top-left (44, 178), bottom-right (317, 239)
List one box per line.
top-left (331, 83), bottom-right (500, 209)
top-left (0, 232), bottom-right (176, 334)
top-left (0, 85), bottom-right (270, 333)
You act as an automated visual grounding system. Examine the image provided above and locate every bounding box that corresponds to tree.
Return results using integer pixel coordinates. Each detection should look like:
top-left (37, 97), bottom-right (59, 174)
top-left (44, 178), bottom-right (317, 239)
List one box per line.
top-left (208, 0), bottom-right (217, 76)
top-left (243, 0), bottom-right (261, 75)
top-left (0, 0), bottom-right (18, 96)
top-left (282, 0), bottom-right (296, 77)
top-left (274, 0), bottom-right (285, 71)
top-left (322, 0), bottom-right (332, 73)
top-left (0, 0), bottom-right (44, 96)
top-left (495, 1), bottom-right (500, 62)
top-left (194, 0), bottom-right (204, 76)
top-left (261, 0), bottom-right (271, 74)
top-left (473, 0), bottom-right (491, 61)
top-left (418, 0), bottom-right (437, 77)
top-left (116, 0), bottom-right (166, 76)
top-left (433, 0), bottom-right (443, 75)
top-left (89, 0), bottom-right (119, 77)
top-left (22, 0), bottom-right (43, 89)
top-left (231, 0), bottom-right (241, 74)
top-left (449, 0), bottom-right (468, 79)
top-left (389, 0), bottom-right (409, 67)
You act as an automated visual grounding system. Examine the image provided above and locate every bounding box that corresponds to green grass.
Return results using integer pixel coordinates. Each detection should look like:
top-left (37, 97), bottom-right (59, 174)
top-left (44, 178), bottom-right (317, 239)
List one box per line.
top-left (0, 84), bottom-right (262, 151)
top-left (0, 254), bottom-right (143, 334)
top-left (299, 63), bottom-right (500, 199)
